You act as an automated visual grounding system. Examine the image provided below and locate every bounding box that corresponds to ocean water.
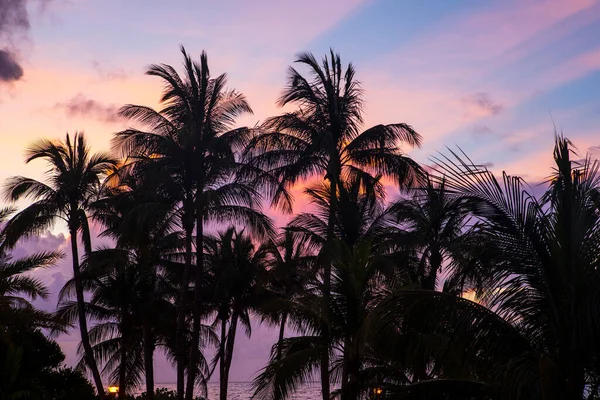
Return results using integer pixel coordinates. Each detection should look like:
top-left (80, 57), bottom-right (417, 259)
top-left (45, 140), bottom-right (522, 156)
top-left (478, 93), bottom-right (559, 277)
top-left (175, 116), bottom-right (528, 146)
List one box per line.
top-left (135, 382), bottom-right (322, 400)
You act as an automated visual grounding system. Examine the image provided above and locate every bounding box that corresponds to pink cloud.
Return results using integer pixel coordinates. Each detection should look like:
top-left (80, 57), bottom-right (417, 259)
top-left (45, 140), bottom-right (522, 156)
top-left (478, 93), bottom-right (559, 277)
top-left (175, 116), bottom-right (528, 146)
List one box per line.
top-left (535, 47), bottom-right (600, 88)
top-left (356, 0), bottom-right (600, 162)
top-left (452, 0), bottom-right (597, 60)
top-left (150, 0), bottom-right (368, 51)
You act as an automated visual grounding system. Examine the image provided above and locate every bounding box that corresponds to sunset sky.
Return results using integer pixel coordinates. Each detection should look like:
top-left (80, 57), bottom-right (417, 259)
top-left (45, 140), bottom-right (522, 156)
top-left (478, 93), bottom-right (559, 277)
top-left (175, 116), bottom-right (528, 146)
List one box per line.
top-left (2, 0), bottom-right (600, 383)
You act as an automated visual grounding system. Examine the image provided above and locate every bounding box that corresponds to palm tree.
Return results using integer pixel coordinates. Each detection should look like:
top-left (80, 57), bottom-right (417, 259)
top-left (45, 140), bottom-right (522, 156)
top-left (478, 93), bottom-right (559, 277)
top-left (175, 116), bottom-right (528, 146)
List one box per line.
top-left (0, 251), bottom-right (62, 330)
top-left (0, 207), bottom-right (63, 331)
top-left (0, 207), bottom-right (65, 399)
top-left (2, 133), bottom-right (117, 397)
top-left (387, 176), bottom-right (471, 293)
top-left (205, 227), bottom-right (269, 400)
top-left (89, 170), bottom-right (185, 399)
top-left (379, 134), bottom-right (600, 399)
top-left (245, 50), bottom-right (422, 399)
top-left (60, 248), bottom-right (145, 398)
top-left (253, 239), bottom-right (397, 400)
top-left (262, 230), bottom-right (315, 367)
top-left (287, 176), bottom-right (392, 252)
top-left (253, 177), bottom-right (403, 400)
top-left (115, 46), bottom-right (273, 400)
top-left (353, 176), bottom-right (478, 387)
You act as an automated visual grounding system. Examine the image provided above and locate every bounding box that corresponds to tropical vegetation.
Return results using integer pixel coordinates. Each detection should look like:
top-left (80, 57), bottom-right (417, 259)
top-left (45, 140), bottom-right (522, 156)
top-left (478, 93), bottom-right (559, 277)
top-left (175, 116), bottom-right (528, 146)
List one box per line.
top-left (0, 46), bottom-right (597, 400)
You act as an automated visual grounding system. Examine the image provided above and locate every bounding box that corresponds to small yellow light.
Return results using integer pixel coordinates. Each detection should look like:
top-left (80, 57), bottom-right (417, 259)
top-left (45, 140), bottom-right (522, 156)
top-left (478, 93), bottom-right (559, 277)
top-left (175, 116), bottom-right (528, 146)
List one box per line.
top-left (108, 386), bottom-right (119, 393)
top-left (375, 387), bottom-right (383, 395)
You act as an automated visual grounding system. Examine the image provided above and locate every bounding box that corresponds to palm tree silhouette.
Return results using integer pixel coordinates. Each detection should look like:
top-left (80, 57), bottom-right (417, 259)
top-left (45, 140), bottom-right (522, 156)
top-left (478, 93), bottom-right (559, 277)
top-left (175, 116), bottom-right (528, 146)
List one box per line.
top-left (0, 206), bottom-right (63, 330)
top-left (380, 135), bottom-right (600, 399)
top-left (84, 170), bottom-right (184, 400)
top-left (3, 133), bottom-right (116, 397)
top-left (254, 176), bottom-right (399, 400)
top-left (262, 230), bottom-right (315, 364)
top-left (115, 46), bottom-right (273, 400)
top-left (245, 50), bottom-right (422, 399)
top-left (205, 227), bottom-right (269, 400)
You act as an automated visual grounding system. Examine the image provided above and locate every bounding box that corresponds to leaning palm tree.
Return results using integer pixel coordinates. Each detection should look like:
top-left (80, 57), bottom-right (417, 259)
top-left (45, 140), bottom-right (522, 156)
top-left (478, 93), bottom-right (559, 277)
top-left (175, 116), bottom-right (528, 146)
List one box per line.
top-left (379, 134), bottom-right (600, 399)
top-left (245, 50), bottom-right (422, 399)
top-left (115, 46), bottom-right (273, 400)
top-left (2, 133), bottom-right (116, 397)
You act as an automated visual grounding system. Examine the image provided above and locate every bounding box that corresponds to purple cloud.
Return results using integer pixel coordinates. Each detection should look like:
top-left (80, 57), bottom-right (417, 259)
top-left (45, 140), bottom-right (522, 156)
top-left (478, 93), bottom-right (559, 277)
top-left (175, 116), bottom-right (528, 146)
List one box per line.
top-left (462, 92), bottom-right (504, 116)
top-left (0, 0), bottom-right (53, 82)
top-left (54, 93), bottom-right (121, 123)
top-left (91, 60), bottom-right (128, 81)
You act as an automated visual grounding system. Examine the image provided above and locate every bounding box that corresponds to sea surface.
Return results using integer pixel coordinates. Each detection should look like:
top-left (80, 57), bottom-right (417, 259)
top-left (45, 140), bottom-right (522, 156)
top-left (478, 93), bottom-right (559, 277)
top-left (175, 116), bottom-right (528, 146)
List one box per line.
top-left (134, 382), bottom-right (322, 400)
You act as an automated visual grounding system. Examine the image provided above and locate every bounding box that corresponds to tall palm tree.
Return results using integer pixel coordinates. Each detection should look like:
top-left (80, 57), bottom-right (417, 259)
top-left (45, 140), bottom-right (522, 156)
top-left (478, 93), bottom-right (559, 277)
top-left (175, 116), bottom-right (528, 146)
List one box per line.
top-left (253, 177), bottom-right (403, 400)
top-left (379, 134), bottom-right (600, 399)
top-left (2, 133), bottom-right (117, 397)
top-left (89, 170), bottom-right (185, 400)
top-left (245, 50), bottom-right (422, 399)
top-left (115, 46), bottom-right (273, 400)
top-left (205, 227), bottom-right (269, 400)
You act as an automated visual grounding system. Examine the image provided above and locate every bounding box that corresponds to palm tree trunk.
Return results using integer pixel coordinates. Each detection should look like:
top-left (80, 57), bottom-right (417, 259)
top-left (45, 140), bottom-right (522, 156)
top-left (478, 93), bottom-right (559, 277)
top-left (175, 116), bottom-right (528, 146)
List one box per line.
top-left (143, 321), bottom-right (155, 400)
top-left (118, 317), bottom-right (128, 399)
top-left (69, 227), bottom-right (105, 398)
top-left (347, 352), bottom-right (360, 400)
top-left (425, 247), bottom-right (441, 291)
top-left (413, 247), bottom-right (442, 383)
top-left (341, 336), bottom-right (361, 400)
top-left (321, 173), bottom-right (338, 400)
top-left (276, 312), bottom-right (287, 361)
top-left (219, 317), bottom-right (227, 400)
top-left (176, 202), bottom-right (194, 400)
top-left (274, 312), bottom-right (287, 400)
top-left (340, 336), bottom-right (351, 400)
top-left (221, 313), bottom-right (238, 400)
top-left (186, 195), bottom-right (205, 400)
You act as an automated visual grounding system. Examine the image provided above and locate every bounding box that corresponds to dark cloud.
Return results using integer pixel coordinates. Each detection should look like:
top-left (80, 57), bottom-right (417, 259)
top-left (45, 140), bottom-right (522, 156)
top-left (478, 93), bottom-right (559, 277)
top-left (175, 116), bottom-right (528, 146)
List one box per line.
top-left (54, 93), bottom-right (121, 123)
top-left (0, 0), bottom-right (29, 82)
top-left (0, 48), bottom-right (21, 80)
top-left (462, 92), bottom-right (504, 116)
top-left (0, 0), bottom-right (53, 82)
